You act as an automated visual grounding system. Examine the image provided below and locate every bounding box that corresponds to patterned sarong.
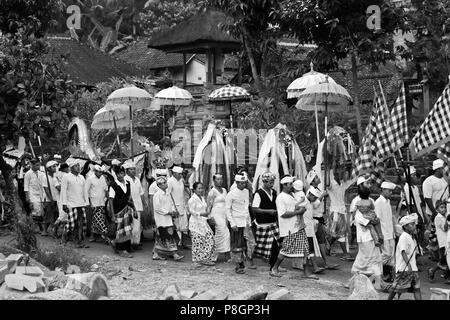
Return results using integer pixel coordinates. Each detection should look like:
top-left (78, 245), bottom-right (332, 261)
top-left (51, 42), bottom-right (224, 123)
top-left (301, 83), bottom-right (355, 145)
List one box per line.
top-left (280, 229), bottom-right (309, 258)
top-left (155, 226), bottom-right (179, 254)
top-left (191, 228), bottom-right (215, 263)
top-left (65, 207), bottom-right (87, 235)
top-left (91, 206), bottom-right (107, 235)
top-left (392, 271), bottom-right (421, 292)
top-left (115, 206), bottom-right (134, 243)
top-left (254, 222), bottom-right (280, 260)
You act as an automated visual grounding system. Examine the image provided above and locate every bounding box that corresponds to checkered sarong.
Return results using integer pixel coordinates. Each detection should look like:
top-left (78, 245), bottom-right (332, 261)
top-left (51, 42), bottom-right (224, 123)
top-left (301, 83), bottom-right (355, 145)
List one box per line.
top-left (254, 222), bottom-right (280, 260)
top-left (65, 207), bottom-right (87, 234)
top-left (280, 229), bottom-right (309, 258)
top-left (410, 84), bottom-right (450, 156)
top-left (115, 205), bottom-right (134, 242)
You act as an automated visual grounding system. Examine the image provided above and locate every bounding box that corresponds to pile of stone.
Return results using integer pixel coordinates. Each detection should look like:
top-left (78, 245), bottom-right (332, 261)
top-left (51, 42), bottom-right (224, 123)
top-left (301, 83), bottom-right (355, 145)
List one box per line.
top-left (0, 253), bottom-right (109, 300)
top-left (157, 284), bottom-right (294, 300)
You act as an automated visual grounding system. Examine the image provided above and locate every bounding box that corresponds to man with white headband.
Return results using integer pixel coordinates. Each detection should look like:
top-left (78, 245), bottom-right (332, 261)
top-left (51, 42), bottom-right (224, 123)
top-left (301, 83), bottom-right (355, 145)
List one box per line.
top-left (252, 172), bottom-right (282, 271)
top-left (24, 158), bottom-right (50, 234)
top-left (45, 160), bottom-right (60, 237)
top-left (400, 166), bottom-right (426, 244)
top-left (306, 169), bottom-right (329, 262)
top-left (423, 159), bottom-right (448, 221)
top-left (349, 176), bottom-right (375, 244)
top-left (60, 160), bottom-right (89, 248)
top-left (226, 174), bottom-right (256, 274)
top-left (271, 176), bottom-right (313, 278)
top-left (152, 176), bottom-right (184, 261)
top-left (124, 161), bottom-right (145, 250)
top-left (167, 166), bottom-right (189, 248)
top-left (84, 164), bottom-right (108, 243)
top-left (148, 168), bottom-right (169, 229)
top-left (388, 214), bottom-right (422, 300)
top-left (375, 181), bottom-right (397, 282)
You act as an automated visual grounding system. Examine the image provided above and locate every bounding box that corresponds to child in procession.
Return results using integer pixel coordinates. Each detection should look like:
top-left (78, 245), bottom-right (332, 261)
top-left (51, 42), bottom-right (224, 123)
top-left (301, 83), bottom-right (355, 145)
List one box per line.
top-left (388, 214), bottom-right (422, 300)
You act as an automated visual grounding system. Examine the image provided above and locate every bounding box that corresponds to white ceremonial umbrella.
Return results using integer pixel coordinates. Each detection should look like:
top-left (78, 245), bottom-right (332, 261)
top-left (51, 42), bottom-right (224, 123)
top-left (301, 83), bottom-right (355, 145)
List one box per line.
top-left (155, 86), bottom-right (193, 135)
top-left (287, 62), bottom-right (337, 99)
top-left (296, 76), bottom-right (352, 189)
top-left (288, 62), bottom-right (337, 146)
top-left (105, 86), bottom-right (154, 158)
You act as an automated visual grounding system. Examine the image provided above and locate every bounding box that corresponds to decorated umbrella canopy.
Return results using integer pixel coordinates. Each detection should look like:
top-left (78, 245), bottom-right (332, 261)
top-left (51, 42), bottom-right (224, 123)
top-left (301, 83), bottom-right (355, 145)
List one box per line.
top-left (287, 63), bottom-right (337, 99)
top-left (91, 105), bottom-right (132, 157)
top-left (105, 86), bottom-right (155, 158)
top-left (154, 86), bottom-right (193, 135)
top-left (288, 63), bottom-right (337, 146)
top-left (209, 85), bottom-right (251, 130)
top-left (296, 76), bottom-right (352, 190)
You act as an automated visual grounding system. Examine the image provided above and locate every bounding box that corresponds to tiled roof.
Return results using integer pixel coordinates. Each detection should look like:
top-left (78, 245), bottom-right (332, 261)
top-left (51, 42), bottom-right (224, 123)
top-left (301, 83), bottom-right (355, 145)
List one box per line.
top-left (328, 58), bottom-right (401, 105)
top-left (46, 36), bottom-right (143, 85)
top-left (115, 38), bottom-right (195, 70)
top-left (148, 9), bottom-right (240, 51)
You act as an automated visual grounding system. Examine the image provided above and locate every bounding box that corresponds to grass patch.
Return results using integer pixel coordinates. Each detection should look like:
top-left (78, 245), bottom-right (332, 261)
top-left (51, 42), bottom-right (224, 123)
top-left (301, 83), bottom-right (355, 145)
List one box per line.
top-left (33, 245), bottom-right (93, 273)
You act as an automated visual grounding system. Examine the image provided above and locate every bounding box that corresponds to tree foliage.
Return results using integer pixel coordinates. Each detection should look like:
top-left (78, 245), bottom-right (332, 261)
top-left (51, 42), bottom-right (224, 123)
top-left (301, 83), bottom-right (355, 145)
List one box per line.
top-left (278, 0), bottom-right (405, 70)
top-left (208, 0), bottom-right (282, 92)
top-left (399, 0), bottom-right (450, 91)
top-left (138, 0), bottom-right (205, 37)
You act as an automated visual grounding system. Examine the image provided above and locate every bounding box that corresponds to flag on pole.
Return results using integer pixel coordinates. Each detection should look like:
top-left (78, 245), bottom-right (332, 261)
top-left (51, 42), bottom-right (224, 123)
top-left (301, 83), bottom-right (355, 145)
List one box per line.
top-left (437, 143), bottom-right (450, 164)
top-left (409, 84), bottom-right (450, 158)
top-left (374, 87), bottom-right (392, 162)
top-left (386, 82), bottom-right (409, 155)
top-left (354, 97), bottom-right (378, 176)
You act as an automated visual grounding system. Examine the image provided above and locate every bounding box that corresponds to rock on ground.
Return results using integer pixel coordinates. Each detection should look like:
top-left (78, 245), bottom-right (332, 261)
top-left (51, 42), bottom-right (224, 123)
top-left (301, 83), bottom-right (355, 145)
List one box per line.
top-left (347, 274), bottom-right (379, 300)
top-left (64, 272), bottom-right (109, 300)
top-left (25, 289), bottom-right (88, 300)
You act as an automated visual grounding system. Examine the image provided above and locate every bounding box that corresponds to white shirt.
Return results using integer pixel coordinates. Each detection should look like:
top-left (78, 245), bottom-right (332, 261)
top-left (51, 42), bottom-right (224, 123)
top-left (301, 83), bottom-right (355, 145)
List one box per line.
top-left (148, 181), bottom-right (161, 196)
top-left (302, 198), bottom-right (315, 237)
top-left (153, 189), bottom-right (175, 227)
top-left (60, 173), bottom-right (87, 208)
top-left (24, 170), bottom-right (48, 202)
top-left (328, 178), bottom-right (354, 214)
top-left (109, 180), bottom-right (127, 198)
top-left (423, 175), bottom-right (448, 216)
top-left (167, 176), bottom-right (186, 215)
top-left (395, 232), bottom-right (418, 272)
top-left (374, 195), bottom-right (395, 240)
top-left (84, 175), bottom-right (108, 207)
top-left (311, 185), bottom-right (324, 218)
top-left (276, 192), bottom-right (301, 237)
top-left (125, 175), bottom-right (144, 211)
top-left (354, 211), bottom-right (373, 243)
top-left (188, 194), bottom-right (208, 235)
top-left (350, 196), bottom-right (375, 213)
top-left (225, 188), bottom-right (250, 228)
top-left (434, 213), bottom-right (447, 248)
top-left (252, 188), bottom-right (274, 207)
top-left (403, 183), bottom-right (424, 218)
top-left (47, 174), bottom-right (60, 203)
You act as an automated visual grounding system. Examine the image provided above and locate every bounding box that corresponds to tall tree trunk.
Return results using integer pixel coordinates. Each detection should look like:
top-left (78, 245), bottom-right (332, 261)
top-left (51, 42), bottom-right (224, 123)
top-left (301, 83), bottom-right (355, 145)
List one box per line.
top-left (351, 53), bottom-right (363, 144)
top-left (0, 147), bottom-right (23, 217)
top-left (241, 26), bottom-right (262, 93)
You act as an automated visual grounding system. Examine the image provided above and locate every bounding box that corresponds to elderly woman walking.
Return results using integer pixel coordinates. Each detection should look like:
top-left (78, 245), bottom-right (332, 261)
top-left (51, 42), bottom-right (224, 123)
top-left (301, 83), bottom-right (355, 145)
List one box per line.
top-left (207, 174), bottom-right (230, 262)
top-left (188, 182), bottom-right (215, 266)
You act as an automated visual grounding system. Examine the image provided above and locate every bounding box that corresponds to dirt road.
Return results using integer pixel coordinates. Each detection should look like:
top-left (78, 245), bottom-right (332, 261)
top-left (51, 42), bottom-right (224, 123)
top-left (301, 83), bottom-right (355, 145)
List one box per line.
top-left (1, 231), bottom-right (449, 300)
